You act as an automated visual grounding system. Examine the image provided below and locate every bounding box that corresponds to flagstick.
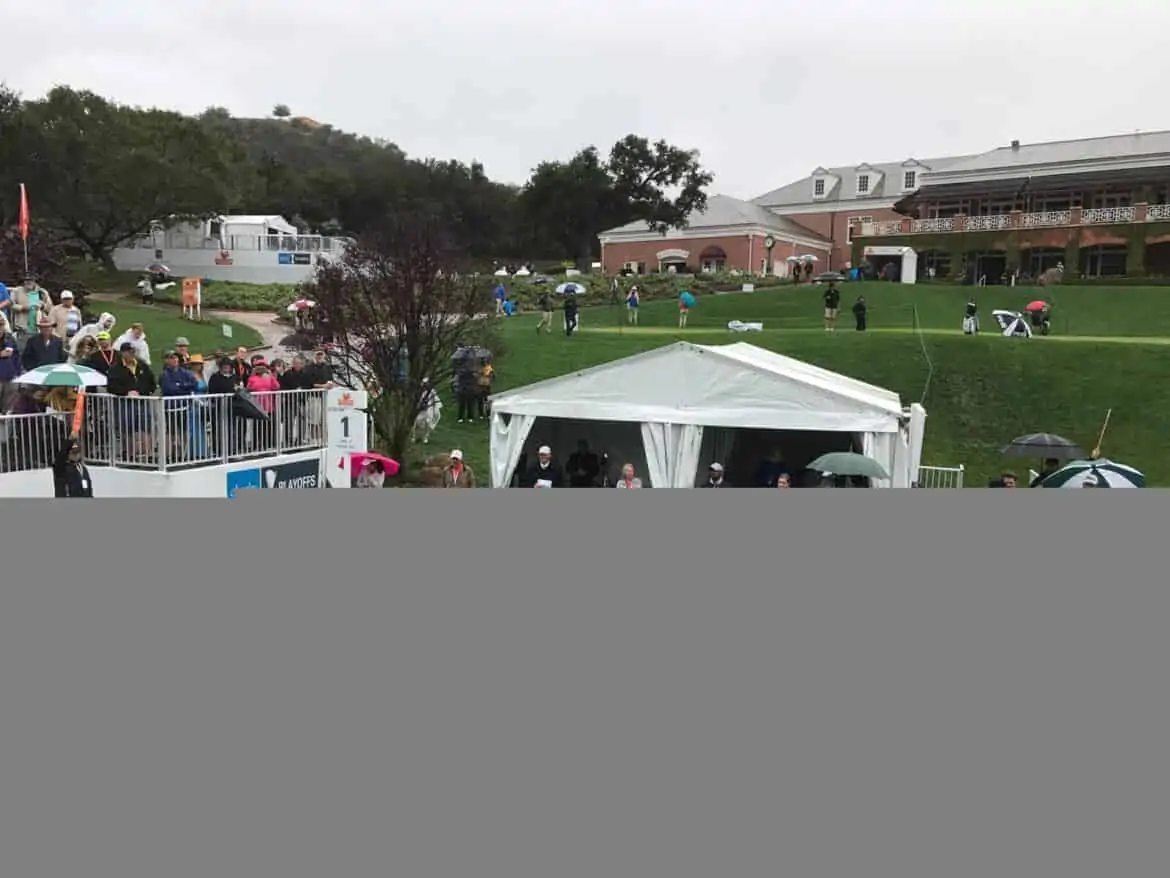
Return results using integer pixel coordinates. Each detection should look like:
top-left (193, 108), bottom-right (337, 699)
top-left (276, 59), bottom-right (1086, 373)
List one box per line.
top-left (1091, 408), bottom-right (1112, 459)
top-left (22, 236), bottom-right (29, 278)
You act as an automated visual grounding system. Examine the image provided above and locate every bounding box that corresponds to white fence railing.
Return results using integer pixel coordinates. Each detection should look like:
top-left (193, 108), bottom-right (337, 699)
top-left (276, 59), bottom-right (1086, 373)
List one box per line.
top-left (121, 234), bottom-right (351, 254)
top-left (916, 464), bottom-right (965, 488)
top-left (0, 389), bottom-right (328, 474)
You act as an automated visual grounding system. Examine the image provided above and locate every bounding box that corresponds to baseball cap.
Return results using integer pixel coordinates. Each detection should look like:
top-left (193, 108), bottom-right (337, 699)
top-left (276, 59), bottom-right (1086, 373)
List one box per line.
top-left (175, 336), bottom-right (189, 346)
top-left (119, 342), bottom-right (136, 352)
top-left (449, 449), bottom-right (463, 460)
top-left (60, 290), bottom-right (74, 299)
top-left (96, 331), bottom-right (111, 341)
top-left (164, 349), bottom-right (178, 358)
top-left (538, 445), bottom-right (551, 455)
top-left (709, 462), bottom-right (724, 472)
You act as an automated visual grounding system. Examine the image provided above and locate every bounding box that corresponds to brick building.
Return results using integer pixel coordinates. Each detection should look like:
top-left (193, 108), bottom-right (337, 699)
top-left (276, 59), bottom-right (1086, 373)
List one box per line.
top-left (599, 129), bottom-right (1170, 282)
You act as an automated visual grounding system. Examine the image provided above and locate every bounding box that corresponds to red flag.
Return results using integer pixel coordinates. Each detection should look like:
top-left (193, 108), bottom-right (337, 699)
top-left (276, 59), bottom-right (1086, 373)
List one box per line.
top-left (18, 183), bottom-right (30, 241)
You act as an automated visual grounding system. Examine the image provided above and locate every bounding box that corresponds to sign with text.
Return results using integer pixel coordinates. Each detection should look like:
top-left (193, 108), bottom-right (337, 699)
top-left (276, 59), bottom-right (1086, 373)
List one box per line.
top-left (261, 458), bottom-right (320, 489)
top-left (325, 388), bottom-right (369, 488)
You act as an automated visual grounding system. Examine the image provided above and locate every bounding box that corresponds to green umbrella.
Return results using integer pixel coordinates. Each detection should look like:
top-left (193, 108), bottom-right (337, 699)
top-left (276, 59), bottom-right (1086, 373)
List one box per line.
top-left (1035, 459), bottom-right (1144, 488)
top-left (807, 451), bottom-right (889, 481)
top-left (13, 363), bottom-right (108, 388)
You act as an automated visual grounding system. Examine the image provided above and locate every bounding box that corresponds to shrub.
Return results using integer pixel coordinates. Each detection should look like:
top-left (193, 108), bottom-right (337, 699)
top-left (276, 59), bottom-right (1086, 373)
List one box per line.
top-left (152, 280), bottom-right (302, 311)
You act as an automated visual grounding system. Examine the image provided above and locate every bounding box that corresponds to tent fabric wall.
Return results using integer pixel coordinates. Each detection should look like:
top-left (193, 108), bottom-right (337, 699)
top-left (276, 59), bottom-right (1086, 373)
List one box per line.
top-left (490, 412), bottom-right (536, 488)
top-left (640, 422), bottom-right (705, 488)
top-left (862, 432), bottom-right (897, 488)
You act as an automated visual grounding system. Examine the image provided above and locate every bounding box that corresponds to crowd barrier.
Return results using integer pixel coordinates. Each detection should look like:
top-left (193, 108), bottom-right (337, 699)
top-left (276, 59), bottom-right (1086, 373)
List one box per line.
top-left (916, 464), bottom-right (965, 488)
top-left (0, 389), bottom-right (328, 474)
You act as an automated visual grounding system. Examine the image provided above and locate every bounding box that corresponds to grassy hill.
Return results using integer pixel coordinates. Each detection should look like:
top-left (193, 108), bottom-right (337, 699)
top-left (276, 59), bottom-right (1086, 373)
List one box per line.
top-left (420, 281), bottom-right (1170, 486)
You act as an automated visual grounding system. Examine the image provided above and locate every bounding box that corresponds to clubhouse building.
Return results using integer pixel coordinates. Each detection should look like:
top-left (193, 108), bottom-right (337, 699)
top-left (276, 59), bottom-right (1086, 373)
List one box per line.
top-left (598, 130), bottom-right (1170, 283)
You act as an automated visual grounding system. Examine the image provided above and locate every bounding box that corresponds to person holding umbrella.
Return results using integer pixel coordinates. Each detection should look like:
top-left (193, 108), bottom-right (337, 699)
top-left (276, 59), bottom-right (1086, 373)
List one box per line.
top-left (564, 295), bottom-right (579, 337)
top-left (678, 291), bottom-right (695, 328)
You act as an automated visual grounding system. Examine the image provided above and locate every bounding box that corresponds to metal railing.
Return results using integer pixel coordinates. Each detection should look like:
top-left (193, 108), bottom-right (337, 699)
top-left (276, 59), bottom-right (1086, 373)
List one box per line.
top-left (862, 203), bottom-right (1170, 238)
top-left (120, 234), bottom-right (351, 253)
top-left (0, 389), bottom-right (328, 474)
top-left (916, 464), bottom-right (965, 488)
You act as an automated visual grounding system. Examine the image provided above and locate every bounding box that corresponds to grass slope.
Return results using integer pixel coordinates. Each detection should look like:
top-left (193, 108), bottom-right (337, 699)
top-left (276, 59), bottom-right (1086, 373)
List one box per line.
top-left (94, 303), bottom-right (263, 354)
top-left (423, 282), bottom-right (1170, 487)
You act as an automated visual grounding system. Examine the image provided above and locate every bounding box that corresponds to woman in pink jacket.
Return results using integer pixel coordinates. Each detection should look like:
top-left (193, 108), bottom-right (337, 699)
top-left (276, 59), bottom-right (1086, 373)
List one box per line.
top-left (246, 359), bottom-right (281, 451)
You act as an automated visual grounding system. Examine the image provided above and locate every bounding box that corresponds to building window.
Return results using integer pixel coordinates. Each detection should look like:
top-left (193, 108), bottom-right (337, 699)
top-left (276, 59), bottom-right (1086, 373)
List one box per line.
top-left (622, 261), bottom-right (642, 275)
top-left (903, 171), bottom-right (916, 190)
top-left (813, 178), bottom-right (826, 198)
top-left (857, 175), bottom-right (870, 194)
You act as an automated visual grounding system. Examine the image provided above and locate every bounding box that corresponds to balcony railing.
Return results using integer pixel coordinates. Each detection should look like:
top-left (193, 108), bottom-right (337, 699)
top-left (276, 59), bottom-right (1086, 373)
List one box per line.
top-left (120, 234), bottom-right (351, 253)
top-left (858, 203), bottom-right (1170, 238)
top-left (0, 389), bottom-right (330, 475)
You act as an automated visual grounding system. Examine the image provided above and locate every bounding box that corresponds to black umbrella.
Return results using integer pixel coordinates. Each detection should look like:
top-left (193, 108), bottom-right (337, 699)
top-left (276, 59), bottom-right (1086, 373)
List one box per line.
top-left (1002, 433), bottom-right (1085, 459)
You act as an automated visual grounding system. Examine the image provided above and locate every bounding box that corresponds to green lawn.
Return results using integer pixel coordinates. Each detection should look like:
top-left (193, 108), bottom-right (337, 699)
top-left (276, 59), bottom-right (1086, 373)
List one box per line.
top-left (420, 282), bottom-right (1170, 487)
top-left (96, 303), bottom-right (263, 354)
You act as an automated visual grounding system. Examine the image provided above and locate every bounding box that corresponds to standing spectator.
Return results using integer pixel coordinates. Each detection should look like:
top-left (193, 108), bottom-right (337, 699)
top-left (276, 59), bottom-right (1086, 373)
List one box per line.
top-left (626, 285), bottom-right (640, 325)
top-left (356, 459), bottom-right (387, 488)
top-left (114, 323), bottom-right (151, 365)
top-left (69, 335), bottom-right (98, 365)
top-left (52, 433), bottom-right (94, 497)
top-left (678, 293), bottom-right (690, 328)
top-left (174, 337), bottom-right (192, 366)
top-left (441, 449), bottom-right (476, 487)
top-left (566, 440), bottom-right (600, 487)
top-left (246, 359), bottom-right (281, 451)
top-left (49, 290), bottom-right (83, 342)
top-left (71, 312), bottom-right (117, 357)
top-left (615, 463), bottom-right (643, 488)
top-left (208, 356), bottom-right (244, 456)
top-left (0, 280), bottom-right (10, 327)
top-left (278, 355), bottom-right (314, 445)
top-left (775, 473), bottom-right (792, 488)
top-left (494, 282), bottom-right (507, 315)
top-left (231, 346), bottom-right (252, 382)
top-left (822, 283), bottom-right (841, 332)
top-left (535, 290), bottom-right (554, 334)
top-left (852, 295), bottom-right (867, 332)
top-left (700, 462), bottom-right (730, 487)
top-left (564, 296), bottom-right (579, 337)
top-left (107, 341), bottom-right (157, 461)
top-left (160, 350), bottom-right (199, 460)
top-left (475, 356), bottom-right (494, 419)
top-left (521, 445), bottom-right (562, 487)
top-left (9, 278), bottom-right (52, 338)
top-left (455, 362), bottom-right (478, 423)
top-left (0, 314), bottom-right (20, 415)
top-left (305, 348), bottom-right (335, 440)
top-left (187, 354), bottom-right (209, 459)
top-left (83, 332), bottom-right (117, 376)
top-left (22, 317), bottom-right (67, 370)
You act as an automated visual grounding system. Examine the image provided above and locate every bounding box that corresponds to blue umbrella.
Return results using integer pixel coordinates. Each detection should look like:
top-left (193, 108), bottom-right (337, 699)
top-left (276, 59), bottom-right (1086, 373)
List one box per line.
top-left (679, 291), bottom-right (696, 308)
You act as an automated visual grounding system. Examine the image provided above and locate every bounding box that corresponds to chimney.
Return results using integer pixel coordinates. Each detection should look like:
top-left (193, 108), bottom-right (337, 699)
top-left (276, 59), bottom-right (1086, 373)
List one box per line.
top-left (1011, 140), bottom-right (1020, 150)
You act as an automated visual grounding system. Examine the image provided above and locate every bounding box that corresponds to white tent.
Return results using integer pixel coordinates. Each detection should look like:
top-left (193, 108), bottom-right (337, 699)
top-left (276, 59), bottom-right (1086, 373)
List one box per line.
top-left (488, 341), bottom-right (927, 488)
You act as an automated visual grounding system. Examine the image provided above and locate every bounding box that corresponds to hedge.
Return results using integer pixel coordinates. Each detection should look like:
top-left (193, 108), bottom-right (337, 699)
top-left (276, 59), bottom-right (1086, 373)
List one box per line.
top-left (152, 280), bottom-right (302, 311)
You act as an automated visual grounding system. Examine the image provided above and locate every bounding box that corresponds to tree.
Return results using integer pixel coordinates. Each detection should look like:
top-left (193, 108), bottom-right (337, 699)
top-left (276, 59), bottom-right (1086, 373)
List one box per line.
top-left (0, 225), bottom-right (91, 315)
top-left (15, 87), bottom-right (246, 267)
top-left (307, 212), bottom-right (498, 474)
top-left (517, 135), bottom-right (713, 265)
top-left (272, 104), bottom-right (291, 118)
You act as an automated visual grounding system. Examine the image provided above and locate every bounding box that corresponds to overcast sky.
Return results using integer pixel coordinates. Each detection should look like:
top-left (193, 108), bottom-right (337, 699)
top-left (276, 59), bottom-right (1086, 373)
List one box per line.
top-left (5, 0), bottom-right (1166, 200)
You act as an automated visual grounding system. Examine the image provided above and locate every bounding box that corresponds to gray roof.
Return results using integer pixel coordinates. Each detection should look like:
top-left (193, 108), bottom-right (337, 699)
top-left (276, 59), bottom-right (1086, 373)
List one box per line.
top-left (928, 130), bottom-right (1170, 178)
top-left (752, 156), bottom-right (976, 207)
top-left (601, 194), bottom-right (831, 242)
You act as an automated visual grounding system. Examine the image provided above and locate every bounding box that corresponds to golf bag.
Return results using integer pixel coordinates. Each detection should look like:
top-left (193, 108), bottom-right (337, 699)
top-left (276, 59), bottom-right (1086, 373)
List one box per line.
top-left (963, 301), bottom-right (979, 334)
top-left (992, 310), bottom-right (1031, 338)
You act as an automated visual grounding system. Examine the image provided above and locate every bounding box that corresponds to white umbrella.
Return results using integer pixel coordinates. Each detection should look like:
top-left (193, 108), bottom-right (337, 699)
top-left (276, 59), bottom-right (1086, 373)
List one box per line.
top-left (1036, 459), bottom-right (1145, 488)
top-left (801, 254), bottom-right (819, 263)
top-left (14, 363), bottom-right (108, 388)
top-left (493, 268), bottom-right (509, 277)
top-left (556, 282), bottom-right (587, 295)
top-left (513, 267), bottom-right (532, 277)
top-left (785, 256), bottom-right (800, 263)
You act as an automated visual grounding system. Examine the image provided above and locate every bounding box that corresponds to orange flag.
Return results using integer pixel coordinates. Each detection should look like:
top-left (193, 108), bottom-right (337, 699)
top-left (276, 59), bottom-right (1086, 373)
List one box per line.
top-left (71, 388), bottom-right (86, 436)
top-left (18, 183), bottom-right (30, 241)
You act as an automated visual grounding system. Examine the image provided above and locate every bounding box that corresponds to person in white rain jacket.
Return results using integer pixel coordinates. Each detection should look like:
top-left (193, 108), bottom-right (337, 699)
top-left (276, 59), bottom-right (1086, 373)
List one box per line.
top-left (71, 312), bottom-right (119, 357)
top-left (113, 322), bottom-right (151, 365)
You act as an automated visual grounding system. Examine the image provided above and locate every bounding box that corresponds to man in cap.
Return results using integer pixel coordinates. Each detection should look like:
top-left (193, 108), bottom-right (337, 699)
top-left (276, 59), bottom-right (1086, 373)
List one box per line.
top-left (84, 331), bottom-right (117, 376)
top-left (700, 462), bottom-right (730, 487)
top-left (441, 449), bottom-right (476, 487)
top-left (522, 444), bottom-right (563, 488)
top-left (52, 431), bottom-right (95, 497)
top-left (49, 290), bottom-right (83, 341)
top-left (174, 337), bottom-right (192, 366)
top-left (22, 315), bottom-right (67, 370)
top-left (160, 349), bottom-right (199, 459)
top-left (114, 323), bottom-right (151, 365)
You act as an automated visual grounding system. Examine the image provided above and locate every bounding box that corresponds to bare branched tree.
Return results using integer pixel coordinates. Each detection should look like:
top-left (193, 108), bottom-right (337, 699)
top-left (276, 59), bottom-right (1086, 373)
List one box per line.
top-left (307, 214), bottom-right (497, 475)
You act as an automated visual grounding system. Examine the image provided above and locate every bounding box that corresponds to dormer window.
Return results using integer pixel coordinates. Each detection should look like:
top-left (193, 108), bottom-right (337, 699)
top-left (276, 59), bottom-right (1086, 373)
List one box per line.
top-left (813, 178), bottom-right (826, 198)
top-left (856, 175), bottom-right (870, 195)
top-left (903, 170), bottom-right (917, 190)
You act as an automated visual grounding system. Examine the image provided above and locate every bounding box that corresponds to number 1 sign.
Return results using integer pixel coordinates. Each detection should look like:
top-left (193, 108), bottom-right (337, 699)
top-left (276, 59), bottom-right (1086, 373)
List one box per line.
top-left (324, 387), bottom-right (369, 487)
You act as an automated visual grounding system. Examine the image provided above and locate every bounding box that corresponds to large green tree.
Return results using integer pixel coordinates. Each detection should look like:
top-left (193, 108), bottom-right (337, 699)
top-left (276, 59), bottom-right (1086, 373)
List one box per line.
top-left (14, 87), bottom-right (245, 266)
top-left (518, 135), bottom-right (713, 264)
